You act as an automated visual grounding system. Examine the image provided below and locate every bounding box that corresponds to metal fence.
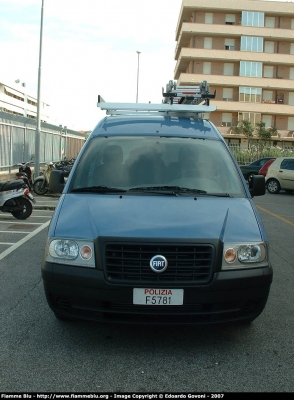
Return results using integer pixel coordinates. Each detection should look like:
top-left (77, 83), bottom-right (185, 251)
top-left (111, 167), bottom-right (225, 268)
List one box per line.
top-left (0, 111), bottom-right (86, 174)
top-left (228, 141), bottom-right (294, 165)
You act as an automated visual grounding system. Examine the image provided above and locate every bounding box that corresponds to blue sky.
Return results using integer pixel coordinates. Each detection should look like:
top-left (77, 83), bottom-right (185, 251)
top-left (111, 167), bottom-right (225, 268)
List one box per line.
top-left (0, 0), bottom-right (182, 130)
top-left (0, 0), bottom-right (291, 130)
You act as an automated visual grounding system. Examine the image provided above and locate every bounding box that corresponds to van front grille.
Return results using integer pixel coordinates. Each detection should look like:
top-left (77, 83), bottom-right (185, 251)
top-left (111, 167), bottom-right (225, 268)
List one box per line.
top-left (104, 243), bottom-right (214, 284)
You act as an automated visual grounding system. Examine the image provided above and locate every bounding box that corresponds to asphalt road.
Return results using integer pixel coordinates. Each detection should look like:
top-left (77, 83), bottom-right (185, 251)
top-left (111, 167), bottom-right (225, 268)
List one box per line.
top-left (0, 192), bottom-right (293, 393)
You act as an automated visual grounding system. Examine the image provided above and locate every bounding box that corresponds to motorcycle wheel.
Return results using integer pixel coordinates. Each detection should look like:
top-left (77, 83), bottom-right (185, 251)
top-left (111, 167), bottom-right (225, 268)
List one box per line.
top-left (33, 179), bottom-right (48, 195)
top-left (11, 197), bottom-right (33, 220)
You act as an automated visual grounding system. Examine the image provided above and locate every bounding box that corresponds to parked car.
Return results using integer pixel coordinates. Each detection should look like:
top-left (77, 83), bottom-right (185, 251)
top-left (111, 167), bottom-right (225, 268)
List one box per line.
top-left (240, 157), bottom-right (275, 182)
top-left (258, 158), bottom-right (276, 177)
top-left (266, 157), bottom-right (294, 194)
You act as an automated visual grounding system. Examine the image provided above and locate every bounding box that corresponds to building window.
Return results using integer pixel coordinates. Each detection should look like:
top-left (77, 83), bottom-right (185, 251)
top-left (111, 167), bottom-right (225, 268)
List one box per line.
top-left (203, 62), bottom-right (211, 74)
top-left (223, 88), bottom-right (233, 100)
top-left (264, 65), bottom-right (274, 78)
top-left (265, 17), bottom-right (275, 28)
top-left (238, 112), bottom-right (261, 125)
top-left (224, 38), bottom-right (235, 50)
top-left (239, 87), bottom-right (261, 103)
top-left (288, 117), bottom-right (294, 130)
top-left (242, 11), bottom-right (264, 27)
top-left (264, 41), bottom-right (274, 53)
top-left (241, 36), bottom-right (263, 52)
top-left (222, 113), bottom-right (232, 127)
top-left (224, 63), bottom-right (234, 76)
top-left (205, 13), bottom-right (213, 24)
top-left (204, 37), bottom-right (212, 49)
top-left (262, 90), bottom-right (274, 103)
top-left (289, 92), bottom-right (294, 105)
top-left (262, 115), bottom-right (272, 128)
top-left (240, 61), bottom-right (262, 77)
top-left (225, 14), bottom-right (236, 24)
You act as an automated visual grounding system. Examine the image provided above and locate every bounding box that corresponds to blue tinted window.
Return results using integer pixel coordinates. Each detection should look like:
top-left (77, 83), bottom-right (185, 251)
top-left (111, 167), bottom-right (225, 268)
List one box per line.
top-left (241, 36), bottom-right (263, 52)
top-left (240, 61), bottom-right (262, 77)
top-left (242, 11), bottom-right (264, 27)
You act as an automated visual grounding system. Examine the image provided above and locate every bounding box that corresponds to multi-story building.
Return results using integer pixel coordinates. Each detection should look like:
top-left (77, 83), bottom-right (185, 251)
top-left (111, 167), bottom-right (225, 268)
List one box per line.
top-left (0, 79), bottom-right (49, 122)
top-left (174, 0), bottom-right (294, 147)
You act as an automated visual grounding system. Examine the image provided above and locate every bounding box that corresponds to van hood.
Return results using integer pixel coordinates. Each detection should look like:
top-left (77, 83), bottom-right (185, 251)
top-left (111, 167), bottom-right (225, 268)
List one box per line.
top-left (51, 194), bottom-right (263, 242)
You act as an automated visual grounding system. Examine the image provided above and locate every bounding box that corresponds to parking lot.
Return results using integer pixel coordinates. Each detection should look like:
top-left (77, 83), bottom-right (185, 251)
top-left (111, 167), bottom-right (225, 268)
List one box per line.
top-left (0, 194), bottom-right (60, 260)
top-left (0, 191), bottom-right (294, 392)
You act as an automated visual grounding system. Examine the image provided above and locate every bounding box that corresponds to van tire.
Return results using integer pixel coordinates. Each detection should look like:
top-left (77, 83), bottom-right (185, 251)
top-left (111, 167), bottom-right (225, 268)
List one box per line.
top-left (54, 312), bottom-right (72, 321)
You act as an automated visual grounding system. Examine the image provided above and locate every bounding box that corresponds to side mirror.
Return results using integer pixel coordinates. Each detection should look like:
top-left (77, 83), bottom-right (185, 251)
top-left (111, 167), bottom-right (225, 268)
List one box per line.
top-left (49, 170), bottom-right (69, 194)
top-left (249, 175), bottom-right (265, 197)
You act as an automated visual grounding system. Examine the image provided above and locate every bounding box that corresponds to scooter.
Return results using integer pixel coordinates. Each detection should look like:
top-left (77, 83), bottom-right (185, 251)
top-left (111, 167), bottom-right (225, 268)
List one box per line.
top-left (15, 161), bottom-right (34, 191)
top-left (0, 179), bottom-right (36, 219)
top-left (33, 162), bottom-right (55, 195)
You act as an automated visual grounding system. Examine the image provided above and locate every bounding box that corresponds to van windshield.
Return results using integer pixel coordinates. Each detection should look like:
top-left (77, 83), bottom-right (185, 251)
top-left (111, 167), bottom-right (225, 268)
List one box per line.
top-left (70, 136), bottom-right (244, 197)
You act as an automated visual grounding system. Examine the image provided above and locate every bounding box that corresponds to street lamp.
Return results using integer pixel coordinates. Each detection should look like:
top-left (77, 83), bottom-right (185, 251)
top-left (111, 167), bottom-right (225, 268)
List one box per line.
top-left (136, 51), bottom-right (141, 103)
top-left (35, 0), bottom-right (44, 179)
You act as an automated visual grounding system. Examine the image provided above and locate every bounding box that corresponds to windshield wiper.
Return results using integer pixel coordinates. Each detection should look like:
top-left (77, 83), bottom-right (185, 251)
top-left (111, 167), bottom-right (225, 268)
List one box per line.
top-left (205, 193), bottom-right (233, 198)
top-left (128, 186), bottom-right (207, 195)
top-left (71, 185), bottom-right (127, 193)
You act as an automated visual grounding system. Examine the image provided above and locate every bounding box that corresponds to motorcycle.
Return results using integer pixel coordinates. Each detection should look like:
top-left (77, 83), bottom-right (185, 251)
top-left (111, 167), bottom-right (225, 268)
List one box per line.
top-left (33, 162), bottom-right (55, 195)
top-left (14, 161), bottom-right (34, 191)
top-left (0, 179), bottom-right (36, 219)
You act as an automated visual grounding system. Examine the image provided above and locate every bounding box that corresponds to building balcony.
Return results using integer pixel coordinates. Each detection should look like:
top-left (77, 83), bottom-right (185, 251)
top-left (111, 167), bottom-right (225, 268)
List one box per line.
top-left (176, 72), bottom-right (294, 92)
top-left (175, 22), bottom-right (294, 58)
top-left (210, 99), bottom-right (294, 116)
top-left (176, 0), bottom-right (294, 40)
top-left (175, 48), bottom-right (294, 79)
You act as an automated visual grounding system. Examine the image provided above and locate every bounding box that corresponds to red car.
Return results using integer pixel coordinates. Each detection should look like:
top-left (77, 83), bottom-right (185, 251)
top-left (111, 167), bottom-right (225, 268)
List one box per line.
top-left (258, 158), bottom-right (276, 177)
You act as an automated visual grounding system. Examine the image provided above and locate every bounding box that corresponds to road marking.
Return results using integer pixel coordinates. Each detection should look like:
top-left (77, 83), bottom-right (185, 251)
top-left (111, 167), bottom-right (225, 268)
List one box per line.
top-left (0, 221), bottom-right (43, 225)
top-left (0, 242), bottom-right (14, 245)
top-left (0, 231), bottom-right (31, 234)
top-left (256, 205), bottom-right (294, 226)
top-left (0, 220), bottom-right (50, 261)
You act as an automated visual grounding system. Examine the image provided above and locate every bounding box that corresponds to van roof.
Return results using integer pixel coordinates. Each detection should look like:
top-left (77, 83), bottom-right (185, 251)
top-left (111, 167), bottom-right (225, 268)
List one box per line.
top-left (92, 115), bottom-right (223, 140)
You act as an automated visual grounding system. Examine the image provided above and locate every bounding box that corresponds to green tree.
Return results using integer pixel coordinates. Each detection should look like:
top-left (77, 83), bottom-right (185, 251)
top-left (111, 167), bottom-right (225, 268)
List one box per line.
top-left (255, 121), bottom-right (271, 145)
top-left (230, 120), bottom-right (254, 147)
top-left (255, 123), bottom-right (280, 146)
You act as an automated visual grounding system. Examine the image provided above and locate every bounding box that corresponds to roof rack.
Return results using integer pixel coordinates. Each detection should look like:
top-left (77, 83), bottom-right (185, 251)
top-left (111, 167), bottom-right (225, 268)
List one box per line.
top-left (162, 80), bottom-right (216, 106)
top-left (97, 80), bottom-right (216, 117)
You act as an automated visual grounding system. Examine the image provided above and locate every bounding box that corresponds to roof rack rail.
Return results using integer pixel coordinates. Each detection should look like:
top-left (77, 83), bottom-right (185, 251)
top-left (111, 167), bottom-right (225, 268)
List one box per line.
top-left (97, 80), bottom-right (216, 116)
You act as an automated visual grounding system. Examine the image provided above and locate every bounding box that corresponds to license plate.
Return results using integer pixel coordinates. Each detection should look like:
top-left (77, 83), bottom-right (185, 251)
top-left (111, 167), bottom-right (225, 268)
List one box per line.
top-left (133, 288), bottom-right (183, 305)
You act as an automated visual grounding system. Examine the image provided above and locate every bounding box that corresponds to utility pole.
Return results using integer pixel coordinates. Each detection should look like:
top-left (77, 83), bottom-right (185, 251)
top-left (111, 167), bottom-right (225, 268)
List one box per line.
top-left (136, 51), bottom-right (141, 103)
top-left (35, 0), bottom-right (44, 178)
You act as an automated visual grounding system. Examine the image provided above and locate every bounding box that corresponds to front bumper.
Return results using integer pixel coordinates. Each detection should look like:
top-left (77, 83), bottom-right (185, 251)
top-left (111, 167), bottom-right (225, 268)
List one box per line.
top-left (42, 261), bottom-right (273, 324)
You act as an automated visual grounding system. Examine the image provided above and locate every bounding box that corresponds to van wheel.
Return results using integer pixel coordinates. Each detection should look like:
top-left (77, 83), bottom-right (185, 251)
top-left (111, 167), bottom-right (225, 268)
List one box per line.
top-left (267, 179), bottom-right (280, 194)
top-left (54, 312), bottom-right (72, 321)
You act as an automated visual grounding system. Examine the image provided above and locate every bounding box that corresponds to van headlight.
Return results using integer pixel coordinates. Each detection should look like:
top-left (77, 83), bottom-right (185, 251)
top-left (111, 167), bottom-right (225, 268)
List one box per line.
top-left (222, 242), bottom-right (268, 270)
top-left (45, 238), bottom-right (95, 267)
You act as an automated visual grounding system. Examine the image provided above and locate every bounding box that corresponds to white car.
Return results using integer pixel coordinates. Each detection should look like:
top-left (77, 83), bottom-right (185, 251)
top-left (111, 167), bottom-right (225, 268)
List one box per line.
top-left (266, 157), bottom-right (294, 194)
